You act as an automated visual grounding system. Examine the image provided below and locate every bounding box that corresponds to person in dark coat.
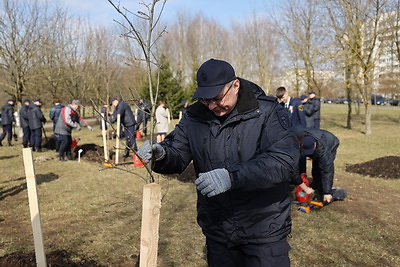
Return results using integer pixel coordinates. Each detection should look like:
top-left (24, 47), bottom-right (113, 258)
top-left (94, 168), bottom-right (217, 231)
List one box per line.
top-left (110, 98), bottom-right (137, 158)
top-left (19, 99), bottom-right (31, 148)
top-left (275, 86), bottom-right (307, 128)
top-left (300, 94), bottom-right (315, 128)
top-left (49, 97), bottom-right (64, 152)
top-left (55, 100), bottom-right (93, 161)
top-left (135, 98), bottom-right (151, 136)
top-left (100, 103), bottom-right (110, 130)
top-left (296, 127), bottom-right (345, 203)
top-left (28, 99), bottom-right (46, 152)
top-left (308, 91), bottom-right (321, 129)
top-left (138, 59), bottom-right (299, 266)
top-left (0, 99), bottom-right (15, 146)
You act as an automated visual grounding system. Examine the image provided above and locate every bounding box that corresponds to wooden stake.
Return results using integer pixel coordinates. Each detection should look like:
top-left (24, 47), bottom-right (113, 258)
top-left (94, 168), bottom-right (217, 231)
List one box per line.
top-left (115, 114), bottom-right (121, 164)
top-left (22, 148), bottom-right (47, 267)
top-left (101, 113), bottom-right (109, 161)
top-left (139, 183), bottom-right (161, 267)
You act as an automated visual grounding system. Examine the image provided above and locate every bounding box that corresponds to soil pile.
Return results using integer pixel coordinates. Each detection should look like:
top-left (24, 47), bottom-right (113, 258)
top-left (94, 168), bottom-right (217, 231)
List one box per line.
top-left (73, 143), bottom-right (113, 163)
top-left (345, 156), bottom-right (400, 179)
top-left (0, 250), bottom-right (105, 267)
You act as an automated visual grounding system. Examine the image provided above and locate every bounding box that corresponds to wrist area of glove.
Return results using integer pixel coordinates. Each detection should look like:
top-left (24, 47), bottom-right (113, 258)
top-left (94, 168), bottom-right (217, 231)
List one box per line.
top-left (152, 143), bottom-right (166, 161)
top-left (226, 167), bottom-right (239, 189)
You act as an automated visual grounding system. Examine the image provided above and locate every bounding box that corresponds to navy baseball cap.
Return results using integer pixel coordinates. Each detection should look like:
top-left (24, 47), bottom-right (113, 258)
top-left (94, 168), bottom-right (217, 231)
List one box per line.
top-left (193, 59), bottom-right (236, 99)
top-left (110, 97), bottom-right (118, 104)
top-left (302, 135), bottom-right (316, 156)
top-left (23, 99), bottom-right (30, 103)
top-left (33, 98), bottom-right (42, 103)
top-left (300, 94), bottom-right (307, 100)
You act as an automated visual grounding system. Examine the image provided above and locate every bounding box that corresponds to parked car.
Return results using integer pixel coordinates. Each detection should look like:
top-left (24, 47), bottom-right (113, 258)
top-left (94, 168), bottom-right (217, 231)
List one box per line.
top-left (322, 98), bottom-right (333, 104)
top-left (371, 94), bottom-right (386, 105)
top-left (389, 99), bottom-right (399, 106)
top-left (334, 98), bottom-right (348, 104)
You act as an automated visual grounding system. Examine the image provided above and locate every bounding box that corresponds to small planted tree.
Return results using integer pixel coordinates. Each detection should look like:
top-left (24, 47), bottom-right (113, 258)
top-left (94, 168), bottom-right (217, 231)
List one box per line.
top-left (108, 1), bottom-right (167, 266)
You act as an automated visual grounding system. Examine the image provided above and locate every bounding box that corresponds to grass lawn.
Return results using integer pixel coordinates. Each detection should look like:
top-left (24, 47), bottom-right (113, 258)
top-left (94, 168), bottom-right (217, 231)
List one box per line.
top-left (0, 103), bottom-right (399, 266)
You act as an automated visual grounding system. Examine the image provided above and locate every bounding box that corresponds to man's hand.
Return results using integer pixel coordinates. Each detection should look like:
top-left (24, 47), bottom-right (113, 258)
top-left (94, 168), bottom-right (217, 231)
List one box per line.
top-left (87, 125), bottom-right (93, 131)
top-left (76, 124), bottom-right (81, 131)
top-left (324, 194), bottom-right (333, 203)
top-left (195, 168), bottom-right (231, 197)
top-left (137, 140), bottom-right (165, 163)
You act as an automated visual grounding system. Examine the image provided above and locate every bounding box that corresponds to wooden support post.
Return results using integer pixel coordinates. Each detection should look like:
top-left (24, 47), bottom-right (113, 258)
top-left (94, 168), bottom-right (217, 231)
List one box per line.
top-left (115, 114), bottom-right (121, 164)
top-left (101, 113), bottom-right (109, 161)
top-left (22, 148), bottom-right (47, 267)
top-left (139, 183), bottom-right (162, 267)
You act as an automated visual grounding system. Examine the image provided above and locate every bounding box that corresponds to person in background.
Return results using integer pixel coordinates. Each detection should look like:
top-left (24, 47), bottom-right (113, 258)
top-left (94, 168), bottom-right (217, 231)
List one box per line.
top-left (275, 86), bottom-right (307, 129)
top-left (55, 100), bottom-right (93, 161)
top-left (308, 91), bottom-right (321, 129)
top-left (138, 59), bottom-right (299, 266)
top-left (100, 102), bottom-right (110, 130)
top-left (0, 99), bottom-right (15, 146)
top-left (19, 99), bottom-right (31, 148)
top-left (135, 98), bottom-right (151, 136)
top-left (300, 94), bottom-right (315, 128)
top-left (49, 97), bottom-right (64, 153)
top-left (276, 87), bottom-right (308, 186)
top-left (155, 100), bottom-right (168, 143)
top-left (110, 98), bottom-right (137, 158)
top-left (182, 99), bottom-right (189, 117)
top-left (28, 99), bottom-right (47, 152)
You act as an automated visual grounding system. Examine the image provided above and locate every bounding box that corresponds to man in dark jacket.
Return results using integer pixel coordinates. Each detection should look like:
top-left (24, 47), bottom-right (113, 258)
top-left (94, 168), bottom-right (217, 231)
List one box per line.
top-left (49, 98), bottom-right (64, 152)
top-left (19, 99), bottom-right (31, 148)
top-left (28, 99), bottom-right (47, 152)
top-left (276, 86), bottom-right (307, 128)
top-left (308, 91), bottom-right (321, 129)
top-left (110, 98), bottom-right (137, 157)
top-left (135, 98), bottom-right (151, 136)
top-left (0, 99), bottom-right (15, 146)
top-left (297, 128), bottom-right (345, 203)
top-left (138, 59), bottom-right (299, 266)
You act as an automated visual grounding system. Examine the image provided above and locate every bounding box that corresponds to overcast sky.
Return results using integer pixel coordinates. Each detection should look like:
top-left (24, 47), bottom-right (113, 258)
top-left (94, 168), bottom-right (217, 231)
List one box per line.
top-left (60, 0), bottom-right (280, 28)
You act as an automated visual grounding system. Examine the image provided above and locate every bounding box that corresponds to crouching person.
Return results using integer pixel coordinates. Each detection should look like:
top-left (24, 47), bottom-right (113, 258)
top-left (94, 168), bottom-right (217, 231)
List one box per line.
top-left (138, 59), bottom-right (299, 266)
top-left (296, 127), bottom-right (347, 203)
top-left (55, 100), bottom-right (93, 161)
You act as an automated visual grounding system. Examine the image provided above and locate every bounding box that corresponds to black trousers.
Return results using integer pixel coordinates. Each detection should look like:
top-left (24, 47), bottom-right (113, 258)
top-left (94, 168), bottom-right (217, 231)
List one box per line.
top-left (58, 134), bottom-right (72, 156)
top-left (22, 126), bottom-right (31, 147)
top-left (124, 125), bottom-right (137, 151)
top-left (206, 238), bottom-right (291, 267)
top-left (0, 124), bottom-right (12, 142)
top-left (30, 128), bottom-right (42, 148)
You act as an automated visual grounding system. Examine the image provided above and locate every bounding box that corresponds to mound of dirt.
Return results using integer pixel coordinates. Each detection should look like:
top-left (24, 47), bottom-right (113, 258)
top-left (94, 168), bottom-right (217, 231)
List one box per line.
top-left (345, 156), bottom-right (400, 179)
top-left (0, 250), bottom-right (105, 267)
top-left (73, 143), bottom-right (114, 163)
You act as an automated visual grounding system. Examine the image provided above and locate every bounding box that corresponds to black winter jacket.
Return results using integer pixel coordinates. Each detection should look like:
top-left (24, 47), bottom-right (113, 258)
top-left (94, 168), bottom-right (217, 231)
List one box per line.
top-left (110, 101), bottom-right (136, 127)
top-left (49, 104), bottom-right (64, 125)
top-left (1, 103), bottom-right (14, 125)
top-left (301, 128), bottom-right (339, 194)
top-left (28, 104), bottom-right (46, 130)
top-left (153, 78), bottom-right (299, 245)
top-left (19, 105), bottom-right (30, 128)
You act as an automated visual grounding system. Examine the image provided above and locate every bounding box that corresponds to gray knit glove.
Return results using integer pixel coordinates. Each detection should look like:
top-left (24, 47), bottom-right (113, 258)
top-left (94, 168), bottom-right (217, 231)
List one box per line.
top-left (137, 140), bottom-right (165, 163)
top-left (195, 168), bottom-right (231, 197)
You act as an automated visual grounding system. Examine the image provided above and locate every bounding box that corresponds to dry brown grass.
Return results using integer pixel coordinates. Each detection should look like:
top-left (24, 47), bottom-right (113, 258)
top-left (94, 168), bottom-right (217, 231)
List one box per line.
top-left (0, 104), bottom-right (399, 266)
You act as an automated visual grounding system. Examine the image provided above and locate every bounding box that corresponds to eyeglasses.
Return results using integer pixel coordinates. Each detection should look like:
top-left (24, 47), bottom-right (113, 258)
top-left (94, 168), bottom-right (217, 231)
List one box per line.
top-left (199, 81), bottom-right (234, 105)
